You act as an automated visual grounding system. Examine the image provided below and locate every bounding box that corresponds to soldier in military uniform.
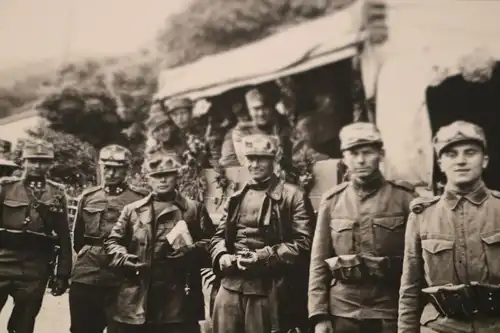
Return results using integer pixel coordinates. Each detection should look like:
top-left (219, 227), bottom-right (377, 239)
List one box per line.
top-left (308, 122), bottom-right (417, 333)
top-left (0, 139), bottom-right (72, 333)
top-left (70, 145), bottom-right (147, 333)
top-left (210, 133), bottom-right (315, 333)
top-left (399, 121), bottom-right (500, 333)
top-left (164, 98), bottom-right (195, 134)
top-left (104, 152), bottom-right (215, 333)
top-left (0, 140), bottom-right (18, 178)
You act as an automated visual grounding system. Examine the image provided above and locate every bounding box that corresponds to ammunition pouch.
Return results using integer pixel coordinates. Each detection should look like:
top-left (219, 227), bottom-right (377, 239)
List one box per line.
top-left (324, 254), bottom-right (403, 284)
top-left (423, 282), bottom-right (500, 320)
top-left (0, 228), bottom-right (56, 253)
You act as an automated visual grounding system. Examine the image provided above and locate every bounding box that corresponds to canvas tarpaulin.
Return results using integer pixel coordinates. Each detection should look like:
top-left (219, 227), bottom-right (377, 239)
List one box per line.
top-left (364, 0), bottom-right (500, 186)
top-left (155, 0), bottom-right (366, 100)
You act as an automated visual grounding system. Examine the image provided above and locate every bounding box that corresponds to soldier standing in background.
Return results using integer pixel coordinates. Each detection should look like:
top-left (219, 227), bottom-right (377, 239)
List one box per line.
top-left (0, 140), bottom-right (18, 178)
top-left (0, 139), bottom-right (72, 333)
top-left (308, 122), bottom-right (417, 333)
top-left (210, 133), bottom-right (315, 333)
top-left (70, 145), bottom-right (147, 333)
top-left (399, 121), bottom-right (500, 333)
top-left (105, 152), bottom-right (215, 333)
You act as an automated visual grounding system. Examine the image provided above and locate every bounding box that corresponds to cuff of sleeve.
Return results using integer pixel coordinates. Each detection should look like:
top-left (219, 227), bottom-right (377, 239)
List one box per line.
top-left (255, 247), bottom-right (274, 265)
top-left (309, 313), bottom-right (331, 325)
top-left (212, 251), bottom-right (228, 276)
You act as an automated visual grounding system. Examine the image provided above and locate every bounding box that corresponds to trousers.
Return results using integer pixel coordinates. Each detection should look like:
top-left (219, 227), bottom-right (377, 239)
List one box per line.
top-left (212, 286), bottom-right (273, 333)
top-left (69, 282), bottom-right (119, 333)
top-left (0, 277), bottom-right (48, 333)
top-left (332, 316), bottom-right (397, 333)
top-left (115, 322), bottom-right (200, 333)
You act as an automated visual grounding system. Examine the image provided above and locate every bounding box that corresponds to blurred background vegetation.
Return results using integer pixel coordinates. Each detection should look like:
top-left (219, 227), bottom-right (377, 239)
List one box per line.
top-left (1, 0), bottom-right (354, 194)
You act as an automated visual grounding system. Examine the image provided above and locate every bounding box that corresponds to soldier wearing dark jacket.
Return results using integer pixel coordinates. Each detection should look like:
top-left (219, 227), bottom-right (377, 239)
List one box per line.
top-left (104, 152), bottom-right (215, 333)
top-left (0, 139), bottom-right (72, 333)
top-left (308, 123), bottom-right (416, 333)
top-left (70, 145), bottom-right (147, 333)
top-left (398, 121), bottom-right (500, 333)
top-left (210, 133), bottom-right (315, 333)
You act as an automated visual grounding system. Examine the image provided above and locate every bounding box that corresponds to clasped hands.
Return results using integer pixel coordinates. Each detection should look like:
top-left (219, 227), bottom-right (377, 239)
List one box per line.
top-left (219, 249), bottom-right (259, 272)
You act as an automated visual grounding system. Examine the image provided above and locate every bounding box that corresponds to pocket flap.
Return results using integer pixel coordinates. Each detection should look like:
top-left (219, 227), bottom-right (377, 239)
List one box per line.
top-left (373, 216), bottom-right (405, 230)
top-left (83, 207), bottom-right (104, 214)
top-left (325, 254), bottom-right (361, 270)
top-left (422, 239), bottom-right (454, 254)
top-left (3, 200), bottom-right (29, 208)
top-left (481, 232), bottom-right (500, 245)
top-left (330, 219), bottom-right (355, 232)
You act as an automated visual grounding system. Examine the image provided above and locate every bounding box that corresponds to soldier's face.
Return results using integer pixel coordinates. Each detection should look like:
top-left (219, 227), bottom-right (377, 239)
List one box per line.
top-left (152, 123), bottom-right (174, 143)
top-left (101, 165), bottom-right (128, 185)
top-left (170, 108), bottom-right (192, 131)
top-left (148, 172), bottom-right (177, 194)
top-left (342, 145), bottom-right (384, 180)
top-left (246, 155), bottom-right (274, 181)
top-left (247, 101), bottom-right (273, 127)
top-left (438, 142), bottom-right (488, 186)
top-left (24, 158), bottom-right (52, 177)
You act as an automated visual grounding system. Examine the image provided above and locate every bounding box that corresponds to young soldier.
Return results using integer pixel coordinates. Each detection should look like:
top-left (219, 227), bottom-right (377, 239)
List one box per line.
top-left (0, 139), bottom-right (72, 333)
top-left (210, 133), bottom-right (315, 333)
top-left (70, 144), bottom-right (147, 333)
top-left (399, 121), bottom-right (500, 333)
top-left (104, 152), bottom-right (215, 333)
top-left (309, 122), bottom-right (417, 333)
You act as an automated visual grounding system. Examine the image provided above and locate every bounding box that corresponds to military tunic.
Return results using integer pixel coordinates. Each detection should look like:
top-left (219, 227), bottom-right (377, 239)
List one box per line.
top-left (0, 177), bottom-right (72, 333)
top-left (399, 183), bottom-right (500, 333)
top-left (70, 184), bottom-right (146, 333)
top-left (308, 175), bottom-right (416, 332)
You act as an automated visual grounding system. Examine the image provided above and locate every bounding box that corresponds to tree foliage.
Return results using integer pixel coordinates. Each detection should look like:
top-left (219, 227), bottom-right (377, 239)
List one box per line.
top-left (157, 0), bottom-right (354, 68)
top-left (11, 125), bottom-right (98, 197)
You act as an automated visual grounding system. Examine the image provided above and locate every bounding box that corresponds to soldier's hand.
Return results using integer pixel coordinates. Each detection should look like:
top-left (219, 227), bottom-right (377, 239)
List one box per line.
top-left (50, 277), bottom-right (69, 296)
top-left (122, 254), bottom-right (148, 270)
top-left (314, 320), bottom-right (334, 333)
top-left (236, 251), bottom-right (258, 271)
top-left (219, 254), bottom-right (236, 271)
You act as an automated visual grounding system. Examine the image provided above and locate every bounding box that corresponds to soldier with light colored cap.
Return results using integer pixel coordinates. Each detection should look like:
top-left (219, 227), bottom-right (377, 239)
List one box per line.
top-left (105, 151), bottom-right (215, 333)
top-left (164, 97), bottom-right (194, 132)
top-left (399, 120), bottom-right (500, 333)
top-left (210, 133), bottom-right (314, 333)
top-left (309, 122), bottom-right (417, 333)
top-left (0, 139), bottom-right (72, 333)
top-left (0, 139), bottom-right (18, 178)
top-left (70, 144), bottom-right (147, 333)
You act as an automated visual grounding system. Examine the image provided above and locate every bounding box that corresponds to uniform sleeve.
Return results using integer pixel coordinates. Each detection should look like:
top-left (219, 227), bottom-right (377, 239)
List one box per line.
top-left (104, 205), bottom-right (132, 267)
top-left (254, 190), bottom-right (314, 267)
top-left (72, 194), bottom-right (86, 253)
top-left (398, 212), bottom-right (425, 333)
top-left (209, 200), bottom-right (230, 275)
top-left (55, 192), bottom-right (73, 277)
top-left (308, 195), bottom-right (335, 320)
top-left (190, 204), bottom-right (216, 268)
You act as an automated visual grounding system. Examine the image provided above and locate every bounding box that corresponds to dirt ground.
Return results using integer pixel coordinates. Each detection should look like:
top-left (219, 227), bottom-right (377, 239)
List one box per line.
top-left (0, 292), bottom-right (72, 333)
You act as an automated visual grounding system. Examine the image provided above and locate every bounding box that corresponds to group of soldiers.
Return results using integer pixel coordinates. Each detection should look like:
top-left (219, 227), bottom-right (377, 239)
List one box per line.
top-left (0, 117), bottom-right (498, 333)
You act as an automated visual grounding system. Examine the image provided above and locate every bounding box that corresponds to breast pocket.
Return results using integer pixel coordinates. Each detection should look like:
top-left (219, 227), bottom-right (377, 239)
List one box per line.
top-left (330, 219), bottom-right (356, 255)
top-left (480, 232), bottom-right (500, 282)
top-left (2, 200), bottom-right (29, 229)
top-left (422, 239), bottom-right (454, 284)
top-left (372, 215), bottom-right (406, 255)
top-left (82, 206), bottom-right (104, 236)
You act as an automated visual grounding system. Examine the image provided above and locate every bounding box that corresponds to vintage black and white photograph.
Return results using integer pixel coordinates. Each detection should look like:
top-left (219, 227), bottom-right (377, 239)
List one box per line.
top-left (0, 0), bottom-right (499, 332)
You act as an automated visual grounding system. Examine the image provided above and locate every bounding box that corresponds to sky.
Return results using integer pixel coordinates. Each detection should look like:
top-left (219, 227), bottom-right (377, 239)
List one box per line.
top-left (0, 0), bottom-right (189, 70)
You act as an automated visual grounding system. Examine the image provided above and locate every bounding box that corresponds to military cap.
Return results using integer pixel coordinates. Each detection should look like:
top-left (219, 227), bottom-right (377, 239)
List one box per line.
top-left (22, 139), bottom-right (54, 160)
top-left (99, 144), bottom-right (131, 167)
top-left (339, 122), bottom-right (383, 151)
top-left (433, 120), bottom-right (486, 156)
top-left (164, 98), bottom-right (193, 113)
top-left (245, 87), bottom-right (269, 106)
top-left (0, 139), bottom-right (17, 168)
top-left (143, 152), bottom-right (182, 176)
top-left (145, 110), bottom-right (173, 132)
top-left (242, 134), bottom-right (278, 157)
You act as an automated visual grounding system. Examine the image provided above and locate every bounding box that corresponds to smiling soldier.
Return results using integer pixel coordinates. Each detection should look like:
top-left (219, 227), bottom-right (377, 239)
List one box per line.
top-left (70, 144), bottom-right (147, 333)
top-left (308, 122), bottom-right (417, 333)
top-left (210, 133), bottom-right (315, 333)
top-left (399, 121), bottom-right (500, 333)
